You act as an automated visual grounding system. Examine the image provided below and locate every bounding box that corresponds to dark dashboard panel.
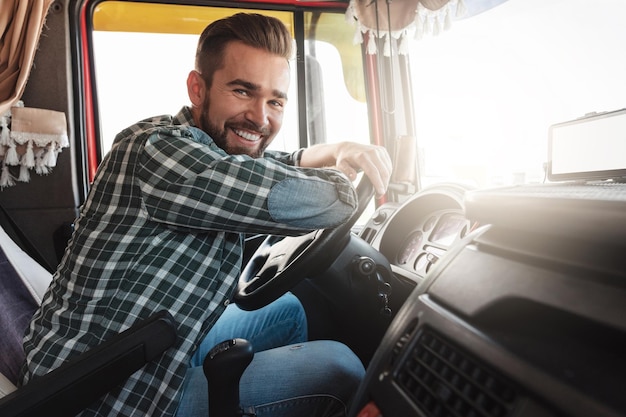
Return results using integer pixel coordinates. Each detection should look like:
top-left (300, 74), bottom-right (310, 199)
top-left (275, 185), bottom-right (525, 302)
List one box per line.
top-left (351, 183), bottom-right (626, 417)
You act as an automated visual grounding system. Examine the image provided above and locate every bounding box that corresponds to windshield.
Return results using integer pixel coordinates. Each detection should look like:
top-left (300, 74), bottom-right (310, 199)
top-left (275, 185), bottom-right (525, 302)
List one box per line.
top-left (410, 0), bottom-right (626, 188)
top-left (91, 0), bottom-right (625, 192)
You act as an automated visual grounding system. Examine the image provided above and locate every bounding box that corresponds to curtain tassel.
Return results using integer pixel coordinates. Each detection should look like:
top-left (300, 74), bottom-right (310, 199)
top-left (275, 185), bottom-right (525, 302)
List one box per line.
top-left (35, 149), bottom-right (49, 175)
top-left (383, 33), bottom-right (392, 57)
top-left (433, 16), bottom-right (441, 36)
top-left (21, 140), bottom-right (36, 168)
top-left (398, 32), bottom-right (410, 55)
top-left (456, 0), bottom-right (468, 18)
top-left (43, 143), bottom-right (58, 167)
top-left (4, 142), bottom-right (20, 165)
top-left (444, 8), bottom-right (453, 31)
top-left (0, 115), bottom-right (10, 147)
top-left (366, 31), bottom-right (378, 55)
top-left (18, 165), bottom-right (30, 182)
top-left (0, 163), bottom-right (15, 188)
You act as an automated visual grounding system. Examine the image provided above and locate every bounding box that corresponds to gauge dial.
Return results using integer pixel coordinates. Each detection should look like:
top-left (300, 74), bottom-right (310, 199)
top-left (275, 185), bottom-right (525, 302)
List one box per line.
top-left (397, 230), bottom-right (424, 265)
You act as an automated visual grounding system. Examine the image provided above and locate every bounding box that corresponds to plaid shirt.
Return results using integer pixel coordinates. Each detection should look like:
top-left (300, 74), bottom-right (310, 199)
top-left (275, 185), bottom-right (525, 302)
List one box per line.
top-left (20, 107), bottom-right (356, 416)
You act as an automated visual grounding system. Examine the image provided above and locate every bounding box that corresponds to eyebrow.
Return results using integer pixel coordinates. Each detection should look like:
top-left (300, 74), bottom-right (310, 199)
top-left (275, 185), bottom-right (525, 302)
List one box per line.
top-left (227, 78), bottom-right (288, 101)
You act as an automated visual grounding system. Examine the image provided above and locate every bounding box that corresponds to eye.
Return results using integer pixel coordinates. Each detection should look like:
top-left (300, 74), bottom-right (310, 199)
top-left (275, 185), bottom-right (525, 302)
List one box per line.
top-left (269, 99), bottom-right (285, 108)
top-left (234, 88), bottom-right (250, 97)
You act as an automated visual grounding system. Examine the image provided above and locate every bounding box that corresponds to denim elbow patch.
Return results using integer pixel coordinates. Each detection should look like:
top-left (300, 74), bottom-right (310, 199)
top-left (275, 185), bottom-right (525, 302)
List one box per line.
top-left (268, 178), bottom-right (356, 229)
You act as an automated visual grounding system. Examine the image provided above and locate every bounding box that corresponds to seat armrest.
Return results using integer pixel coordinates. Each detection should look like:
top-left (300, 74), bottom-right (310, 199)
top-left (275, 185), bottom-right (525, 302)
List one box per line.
top-left (0, 310), bottom-right (177, 417)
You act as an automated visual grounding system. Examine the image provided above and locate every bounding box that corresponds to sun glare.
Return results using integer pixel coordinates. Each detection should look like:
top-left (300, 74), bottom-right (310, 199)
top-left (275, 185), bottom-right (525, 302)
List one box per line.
top-left (410, 0), bottom-right (626, 187)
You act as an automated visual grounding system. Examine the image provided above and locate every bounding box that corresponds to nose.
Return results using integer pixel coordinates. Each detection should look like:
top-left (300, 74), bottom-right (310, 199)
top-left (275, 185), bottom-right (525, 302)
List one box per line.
top-left (244, 99), bottom-right (269, 128)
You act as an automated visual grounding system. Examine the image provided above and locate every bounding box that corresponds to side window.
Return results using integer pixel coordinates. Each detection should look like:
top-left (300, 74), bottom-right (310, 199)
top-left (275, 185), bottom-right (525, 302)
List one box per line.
top-left (303, 12), bottom-right (369, 147)
top-left (91, 3), bottom-right (369, 159)
top-left (91, 4), bottom-right (297, 155)
top-left (92, 30), bottom-right (197, 152)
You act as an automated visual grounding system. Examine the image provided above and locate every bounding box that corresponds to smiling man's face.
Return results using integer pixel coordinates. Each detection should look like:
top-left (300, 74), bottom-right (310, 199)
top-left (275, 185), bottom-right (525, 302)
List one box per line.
top-left (189, 40), bottom-right (291, 157)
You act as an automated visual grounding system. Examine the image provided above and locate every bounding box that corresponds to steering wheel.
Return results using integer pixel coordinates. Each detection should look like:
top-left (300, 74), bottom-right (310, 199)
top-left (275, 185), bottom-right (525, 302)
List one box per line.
top-left (233, 176), bottom-right (375, 311)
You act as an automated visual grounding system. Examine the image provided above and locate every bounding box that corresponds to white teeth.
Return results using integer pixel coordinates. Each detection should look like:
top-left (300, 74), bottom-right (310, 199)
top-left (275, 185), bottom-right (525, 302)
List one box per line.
top-left (234, 129), bottom-right (261, 142)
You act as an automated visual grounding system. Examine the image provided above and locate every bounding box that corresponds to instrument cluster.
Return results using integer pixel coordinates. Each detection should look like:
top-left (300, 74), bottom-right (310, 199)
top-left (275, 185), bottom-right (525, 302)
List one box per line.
top-left (359, 184), bottom-right (472, 283)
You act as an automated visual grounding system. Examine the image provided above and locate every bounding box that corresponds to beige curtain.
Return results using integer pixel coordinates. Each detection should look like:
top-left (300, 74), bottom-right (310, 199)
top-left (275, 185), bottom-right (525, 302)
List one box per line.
top-left (0, 0), bottom-right (54, 116)
top-left (0, 0), bottom-right (68, 188)
top-left (347, 0), bottom-right (466, 55)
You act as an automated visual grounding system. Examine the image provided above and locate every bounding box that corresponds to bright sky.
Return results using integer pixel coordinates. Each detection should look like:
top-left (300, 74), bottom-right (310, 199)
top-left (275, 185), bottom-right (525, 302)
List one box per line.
top-left (410, 0), bottom-right (626, 186)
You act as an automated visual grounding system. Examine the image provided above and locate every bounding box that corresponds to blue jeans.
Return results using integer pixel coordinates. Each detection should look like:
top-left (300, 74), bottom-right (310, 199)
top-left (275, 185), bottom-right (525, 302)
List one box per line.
top-left (190, 292), bottom-right (308, 362)
top-left (176, 292), bottom-right (365, 417)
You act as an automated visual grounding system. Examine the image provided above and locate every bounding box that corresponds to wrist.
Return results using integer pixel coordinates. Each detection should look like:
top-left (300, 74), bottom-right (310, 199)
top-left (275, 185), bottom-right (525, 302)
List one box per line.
top-left (293, 148), bottom-right (305, 166)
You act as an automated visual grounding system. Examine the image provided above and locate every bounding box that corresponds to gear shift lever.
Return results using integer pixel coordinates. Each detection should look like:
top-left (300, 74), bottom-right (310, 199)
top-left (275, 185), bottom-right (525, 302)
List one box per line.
top-left (203, 338), bottom-right (254, 417)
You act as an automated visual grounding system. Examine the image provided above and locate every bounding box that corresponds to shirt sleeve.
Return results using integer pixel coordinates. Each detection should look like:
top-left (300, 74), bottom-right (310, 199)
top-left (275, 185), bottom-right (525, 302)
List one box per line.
top-left (137, 126), bottom-right (357, 235)
top-left (263, 148), bottom-right (304, 166)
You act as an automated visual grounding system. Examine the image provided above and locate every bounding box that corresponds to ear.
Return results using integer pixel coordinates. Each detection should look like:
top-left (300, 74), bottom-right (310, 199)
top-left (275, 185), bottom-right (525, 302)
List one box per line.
top-left (187, 70), bottom-right (206, 107)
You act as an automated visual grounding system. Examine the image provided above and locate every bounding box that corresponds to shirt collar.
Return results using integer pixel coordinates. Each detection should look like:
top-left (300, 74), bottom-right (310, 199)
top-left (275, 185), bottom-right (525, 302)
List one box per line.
top-left (173, 106), bottom-right (196, 127)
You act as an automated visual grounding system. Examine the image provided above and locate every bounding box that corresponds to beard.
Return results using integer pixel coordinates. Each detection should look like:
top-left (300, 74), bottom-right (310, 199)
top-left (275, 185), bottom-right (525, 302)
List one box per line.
top-left (198, 96), bottom-right (271, 158)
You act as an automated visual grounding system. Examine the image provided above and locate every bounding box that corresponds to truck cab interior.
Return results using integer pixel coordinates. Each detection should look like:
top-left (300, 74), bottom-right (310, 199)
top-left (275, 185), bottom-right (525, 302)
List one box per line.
top-left (1, 0), bottom-right (625, 416)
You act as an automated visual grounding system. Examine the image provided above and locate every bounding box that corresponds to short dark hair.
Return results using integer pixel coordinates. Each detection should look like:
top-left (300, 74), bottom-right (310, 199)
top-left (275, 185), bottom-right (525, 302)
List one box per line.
top-left (195, 13), bottom-right (293, 87)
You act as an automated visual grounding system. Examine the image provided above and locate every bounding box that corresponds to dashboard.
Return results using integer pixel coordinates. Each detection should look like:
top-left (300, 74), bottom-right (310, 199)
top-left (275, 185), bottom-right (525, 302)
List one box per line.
top-left (350, 182), bottom-right (626, 417)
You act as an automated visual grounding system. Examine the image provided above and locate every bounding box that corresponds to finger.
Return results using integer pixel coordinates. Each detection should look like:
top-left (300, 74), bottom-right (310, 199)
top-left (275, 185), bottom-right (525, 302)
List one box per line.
top-left (354, 155), bottom-right (388, 196)
top-left (336, 160), bottom-right (359, 181)
top-left (366, 148), bottom-right (393, 194)
top-left (337, 145), bottom-right (393, 195)
top-left (376, 147), bottom-right (393, 185)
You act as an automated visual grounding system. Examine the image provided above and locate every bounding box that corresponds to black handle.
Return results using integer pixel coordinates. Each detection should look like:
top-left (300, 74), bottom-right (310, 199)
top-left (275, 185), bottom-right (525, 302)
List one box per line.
top-left (203, 338), bottom-right (254, 417)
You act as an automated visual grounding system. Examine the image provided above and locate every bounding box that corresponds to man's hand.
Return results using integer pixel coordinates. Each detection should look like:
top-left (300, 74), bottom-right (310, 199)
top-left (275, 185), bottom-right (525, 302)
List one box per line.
top-left (300, 142), bottom-right (393, 196)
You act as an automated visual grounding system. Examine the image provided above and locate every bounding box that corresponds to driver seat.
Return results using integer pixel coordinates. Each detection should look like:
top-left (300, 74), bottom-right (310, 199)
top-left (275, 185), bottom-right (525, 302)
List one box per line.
top-left (0, 224), bottom-right (178, 416)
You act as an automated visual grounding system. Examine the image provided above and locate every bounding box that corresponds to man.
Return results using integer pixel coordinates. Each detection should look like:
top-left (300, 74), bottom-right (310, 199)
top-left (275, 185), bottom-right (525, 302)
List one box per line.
top-left (21, 12), bottom-right (392, 416)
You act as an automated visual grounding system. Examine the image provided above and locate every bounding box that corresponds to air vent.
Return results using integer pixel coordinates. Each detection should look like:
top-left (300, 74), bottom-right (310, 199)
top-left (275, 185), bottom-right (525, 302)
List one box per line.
top-left (395, 328), bottom-right (518, 417)
top-left (390, 318), bottom-right (418, 366)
